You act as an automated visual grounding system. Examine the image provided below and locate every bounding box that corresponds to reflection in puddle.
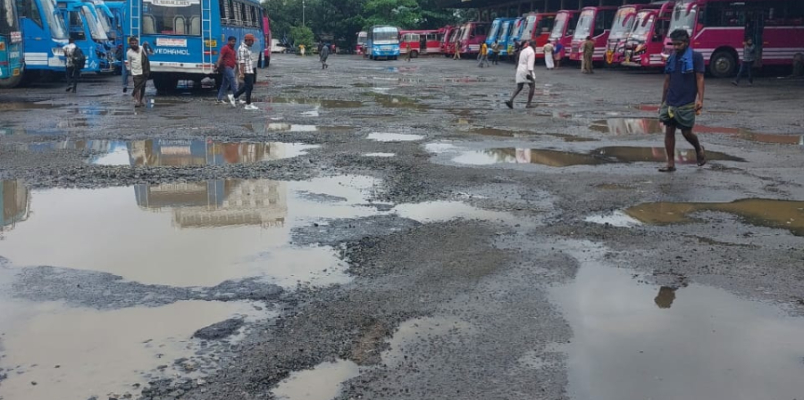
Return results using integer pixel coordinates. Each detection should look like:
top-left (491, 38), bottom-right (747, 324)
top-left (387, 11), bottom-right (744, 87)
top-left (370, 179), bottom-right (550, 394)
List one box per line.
top-left (452, 147), bottom-right (742, 167)
top-left (0, 300), bottom-right (264, 400)
top-left (584, 211), bottom-right (642, 227)
top-left (366, 93), bottom-right (426, 110)
top-left (367, 133), bottom-right (424, 142)
top-left (272, 359), bottom-right (360, 400)
top-left (0, 179), bottom-right (30, 234)
top-left (552, 249), bottom-right (804, 400)
top-left (591, 118), bottom-right (803, 145)
top-left (624, 199), bottom-right (804, 236)
top-left (0, 176), bottom-right (380, 286)
top-left (266, 97), bottom-right (363, 109)
top-left (469, 127), bottom-right (596, 142)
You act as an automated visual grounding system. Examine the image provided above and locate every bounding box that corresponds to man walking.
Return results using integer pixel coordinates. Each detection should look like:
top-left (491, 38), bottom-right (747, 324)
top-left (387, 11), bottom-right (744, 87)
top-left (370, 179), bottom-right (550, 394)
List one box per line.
top-left (658, 29), bottom-right (706, 172)
top-left (453, 38), bottom-right (461, 60)
top-left (63, 38), bottom-right (78, 93)
top-left (505, 40), bottom-right (535, 109)
top-left (233, 34), bottom-right (258, 110)
top-left (478, 42), bottom-right (490, 68)
top-left (491, 40), bottom-right (501, 65)
top-left (320, 42), bottom-right (330, 68)
top-left (216, 36), bottom-right (238, 106)
top-left (404, 42), bottom-right (412, 62)
top-left (582, 36), bottom-right (595, 73)
top-left (127, 37), bottom-right (150, 107)
top-left (732, 37), bottom-right (755, 86)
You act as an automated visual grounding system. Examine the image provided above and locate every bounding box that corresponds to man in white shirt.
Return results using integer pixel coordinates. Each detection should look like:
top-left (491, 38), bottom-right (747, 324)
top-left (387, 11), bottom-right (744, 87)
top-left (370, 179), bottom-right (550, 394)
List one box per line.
top-left (63, 38), bottom-right (78, 93)
top-left (233, 34), bottom-right (257, 110)
top-left (126, 37), bottom-right (149, 107)
top-left (506, 40), bottom-right (536, 109)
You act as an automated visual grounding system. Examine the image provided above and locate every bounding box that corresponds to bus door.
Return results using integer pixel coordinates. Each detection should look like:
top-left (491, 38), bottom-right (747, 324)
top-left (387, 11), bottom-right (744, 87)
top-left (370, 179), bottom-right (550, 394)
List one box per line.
top-left (745, 9), bottom-right (765, 67)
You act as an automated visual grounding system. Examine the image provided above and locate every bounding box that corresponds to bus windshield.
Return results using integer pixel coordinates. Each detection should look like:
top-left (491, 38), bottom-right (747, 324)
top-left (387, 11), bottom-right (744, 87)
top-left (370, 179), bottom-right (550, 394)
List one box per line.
top-left (550, 13), bottom-right (568, 40)
top-left (372, 27), bottom-right (398, 43)
top-left (42, 0), bottom-right (69, 39)
top-left (1, 0), bottom-right (20, 33)
top-left (488, 20), bottom-right (500, 41)
top-left (535, 15), bottom-right (554, 35)
top-left (95, 7), bottom-right (112, 34)
top-left (521, 16), bottom-right (536, 39)
top-left (573, 10), bottom-right (594, 40)
top-left (82, 5), bottom-right (107, 40)
top-left (669, 1), bottom-right (697, 35)
top-left (357, 33), bottom-right (367, 46)
top-left (500, 21), bottom-right (511, 39)
top-left (143, 0), bottom-right (202, 36)
top-left (631, 12), bottom-right (654, 40)
top-left (461, 24), bottom-right (473, 40)
top-left (610, 7), bottom-right (636, 39)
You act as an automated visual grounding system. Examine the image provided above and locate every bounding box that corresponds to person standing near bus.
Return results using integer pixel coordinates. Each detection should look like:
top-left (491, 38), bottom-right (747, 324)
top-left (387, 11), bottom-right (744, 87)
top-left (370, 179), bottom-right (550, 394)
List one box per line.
top-left (582, 36), bottom-right (595, 73)
top-left (63, 38), bottom-right (78, 93)
top-left (127, 37), bottom-right (150, 107)
top-left (553, 42), bottom-right (564, 69)
top-left (544, 40), bottom-right (555, 70)
top-left (491, 41), bottom-right (501, 65)
top-left (405, 42), bottom-right (412, 62)
top-left (234, 34), bottom-right (258, 111)
top-left (658, 29), bottom-right (706, 173)
top-left (216, 36), bottom-right (238, 106)
top-left (478, 42), bottom-right (490, 67)
top-left (732, 37), bottom-right (756, 86)
top-left (320, 43), bottom-right (330, 69)
top-left (505, 40), bottom-right (535, 109)
top-left (453, 38), bottom-right (461, 60)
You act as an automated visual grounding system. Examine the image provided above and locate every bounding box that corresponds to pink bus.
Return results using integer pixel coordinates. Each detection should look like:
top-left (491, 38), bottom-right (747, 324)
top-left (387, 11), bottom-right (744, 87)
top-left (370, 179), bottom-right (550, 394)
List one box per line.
top-left (570, 6), bottom-right (618, 62)
top-left (549, 10), bottom-right (580, 59)
top-left (518, 12), bottom-right (557, 59)
top-left (262, 15), bottom-right (272, 67)
top-left (663, 0), bottom-right (804, 78)
top-left (459, 21), bottom-right (489, 56)
top-left (605, 3), bottom-right (669, 66)
top-left (622, 2), bottom-right (675, 68)
top-left (439, 25), bottom-right (454, 55)
top-left (356, 31), bottom-right (367, 55)
top-left (444, 25), bottom-right (462, 57)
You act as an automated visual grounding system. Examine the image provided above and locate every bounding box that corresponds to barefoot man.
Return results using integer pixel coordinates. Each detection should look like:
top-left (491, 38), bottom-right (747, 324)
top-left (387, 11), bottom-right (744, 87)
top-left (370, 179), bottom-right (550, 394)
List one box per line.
top-left (658, 29), bottom-right (706, 172)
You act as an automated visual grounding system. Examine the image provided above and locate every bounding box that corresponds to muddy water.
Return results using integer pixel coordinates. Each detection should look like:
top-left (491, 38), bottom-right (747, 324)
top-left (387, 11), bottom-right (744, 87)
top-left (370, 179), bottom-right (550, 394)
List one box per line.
top-left (0, 176), bottom-right (380, 287)
top-left (0, 300), bottom-right (265, 400)
top-left (591, 118), bottom-right (804, 145)
top-left (271, 359), bottom-right (360, 400)
top-left (367, 133), bottom-right (424, 142)
top-left (552, 247), bottom-right (804, 400)
top-left (265, 97), bottom-right (364, 109)
top-left (468, 127), bottom-right (597, 142)
top-left (624, 199), bottom-right (804, 236)
top-left (452, 147), bottom-right (741, 167)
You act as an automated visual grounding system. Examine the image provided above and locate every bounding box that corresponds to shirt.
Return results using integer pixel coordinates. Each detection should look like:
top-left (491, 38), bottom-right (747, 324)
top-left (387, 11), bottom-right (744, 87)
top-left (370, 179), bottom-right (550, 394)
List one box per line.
top-left (127, 47), bottom-right (145, 76)
top-left (480, 43), bottom-right (488, 56)
top-left (219, 44), bottom-right (236, 68)
top-left (582, 40), bottom-right (595, 56)
top-left (63, 43), bottom-right (76, 67)
top-left (516, 46), bottom-right (535, 84)
top-left (665, 50), bottom-right (704, 107)
top-left (743, 43), bottom-right (756, 62)
top-left (238, 42), bottom-right (253, 73)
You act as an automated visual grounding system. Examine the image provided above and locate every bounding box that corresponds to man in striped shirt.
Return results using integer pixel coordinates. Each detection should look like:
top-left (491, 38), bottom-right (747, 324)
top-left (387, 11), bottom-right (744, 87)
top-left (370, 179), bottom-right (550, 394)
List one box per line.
top-left (233, 34), bottom-right (258, 110)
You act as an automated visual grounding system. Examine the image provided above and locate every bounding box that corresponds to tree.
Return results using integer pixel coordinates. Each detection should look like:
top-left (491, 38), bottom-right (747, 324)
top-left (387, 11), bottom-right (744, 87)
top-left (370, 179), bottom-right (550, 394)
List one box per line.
top-left (290, 25), bottom-right (315, 50)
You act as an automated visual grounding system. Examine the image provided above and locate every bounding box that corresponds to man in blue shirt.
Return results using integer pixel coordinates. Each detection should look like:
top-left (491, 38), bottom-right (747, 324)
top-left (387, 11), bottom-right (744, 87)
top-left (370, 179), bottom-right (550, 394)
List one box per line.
top-left (658, 29), bottom-right (706, 172)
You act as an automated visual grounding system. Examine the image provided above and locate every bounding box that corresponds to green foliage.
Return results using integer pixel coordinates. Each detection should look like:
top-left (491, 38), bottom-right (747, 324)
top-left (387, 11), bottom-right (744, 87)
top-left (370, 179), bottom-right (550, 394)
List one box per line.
top-left (290, 25), bottom-right (315, 49)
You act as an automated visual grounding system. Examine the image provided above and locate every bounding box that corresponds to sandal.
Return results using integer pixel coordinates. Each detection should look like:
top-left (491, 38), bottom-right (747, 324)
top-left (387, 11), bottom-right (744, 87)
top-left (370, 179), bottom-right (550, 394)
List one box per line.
top-left (658, 166), bottom-right (676, 173)
top-left (697, 146), bottom-right (707, 166)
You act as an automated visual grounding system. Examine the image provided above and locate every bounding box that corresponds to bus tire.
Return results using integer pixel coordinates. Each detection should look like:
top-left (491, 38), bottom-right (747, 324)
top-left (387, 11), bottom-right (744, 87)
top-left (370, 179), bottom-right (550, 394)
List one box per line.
top-left (0, 67), bottom-right (25, 89)
top-left (710, 50), bottom-right (737, 78)
top-left (411, 50), bottom-right (419, 58)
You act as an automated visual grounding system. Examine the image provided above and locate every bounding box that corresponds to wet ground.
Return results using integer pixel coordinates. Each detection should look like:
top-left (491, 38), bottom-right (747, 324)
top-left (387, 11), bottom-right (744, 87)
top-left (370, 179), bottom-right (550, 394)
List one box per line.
top-left (1, 54), bottom-right (804, 400)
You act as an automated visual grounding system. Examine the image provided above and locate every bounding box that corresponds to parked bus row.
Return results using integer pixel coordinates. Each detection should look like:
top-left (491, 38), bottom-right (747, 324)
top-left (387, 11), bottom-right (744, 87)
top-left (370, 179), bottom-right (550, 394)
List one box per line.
top-left (354, 0), bottom-right (803, 78)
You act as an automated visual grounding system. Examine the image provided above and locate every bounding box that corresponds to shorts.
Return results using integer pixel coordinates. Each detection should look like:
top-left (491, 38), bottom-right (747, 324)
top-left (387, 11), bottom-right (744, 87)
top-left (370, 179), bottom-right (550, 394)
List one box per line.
top-left (659, 102), bottom-right (696, 130)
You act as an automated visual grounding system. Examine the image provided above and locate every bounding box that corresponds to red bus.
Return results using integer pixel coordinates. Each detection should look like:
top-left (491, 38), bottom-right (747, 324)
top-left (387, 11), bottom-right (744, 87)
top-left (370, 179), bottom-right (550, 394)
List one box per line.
top-left (400, 29), bottom-right (441, 57)
top-left (444, 25), bottom-right (462, 57)
top-left (262, 15), bottom-right (271, 67)
top-left (605, 3), bottom-right (669, 66)
top-left (622, 2), bottom-right (675, 68)
top-left (663, 0), bottom-right (804, 77)
top-left (518, 12), bottom-right (558, 59)
top-left (356, 31), bottom-right (367, 55)
top-left (570, 6), bottom-right (618, 62)
top-left (459, 21), bottom-right (489, 56)
top-left (549, 10), bottom-right (580, 59)
top-left (439, 25), bottom-right (454, 55)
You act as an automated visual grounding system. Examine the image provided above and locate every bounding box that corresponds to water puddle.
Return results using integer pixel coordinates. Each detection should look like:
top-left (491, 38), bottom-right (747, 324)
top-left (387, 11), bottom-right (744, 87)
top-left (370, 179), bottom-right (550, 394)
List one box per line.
top-left (469, 127), bottom-right (596, 142)
top-left (551, 247), bottom-right (804, 400)
top-left (590, 118), bottom-right (803, 145)
top-left (0, 300), bottom-right (264, 400)
top-left (584, 211), bottom-right (642, 227)
top-left (452, 147), bottom-right (742, 167)
top-left (266, 97), bottom-right (363, 109)
top-left (362, 153), bottom-right (395, 157)
top-left (624, 199), bottom-right (804, 236)
top-left (367, 133), bottom-right (424, 142)
top-left (271, 359), bottom-right (360, 400)
top-left (0, 180), bottom-right (29, 233)
top-left (0, 176), bottom-right (380, 287)
top-left (0, 101), bottom-right (57, 111)
top-left (392, 201), bottom-right (521, 225)
top-left (365, 93), bottom-right (426, 110)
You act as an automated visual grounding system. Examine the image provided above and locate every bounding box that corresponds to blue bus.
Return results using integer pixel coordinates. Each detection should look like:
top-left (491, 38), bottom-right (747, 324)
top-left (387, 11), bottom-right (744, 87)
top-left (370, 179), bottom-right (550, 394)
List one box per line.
top-left (366, 25), bottom-right (399, 60)
top-left (506, 17), bottom-right (526, 55)
top-left (128, 0), bottom-right (265, 93)
top-left (57, 0), bottom-right (112, 73)
top-left (485, 17), bottom-right (515, 56)
top-left (496, 18), bottom-right (518, 59)
top-left (0, 0), bottom-right (24, 87)
top-left (12, 0), bottom-right (70, 86)
top-left (102, 0), bottom-right (125, 48)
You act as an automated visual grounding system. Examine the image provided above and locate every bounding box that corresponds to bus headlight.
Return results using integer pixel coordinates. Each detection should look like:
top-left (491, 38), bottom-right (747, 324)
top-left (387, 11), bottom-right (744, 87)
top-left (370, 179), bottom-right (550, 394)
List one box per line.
top-left (52, 47), bottom-right (64, 56)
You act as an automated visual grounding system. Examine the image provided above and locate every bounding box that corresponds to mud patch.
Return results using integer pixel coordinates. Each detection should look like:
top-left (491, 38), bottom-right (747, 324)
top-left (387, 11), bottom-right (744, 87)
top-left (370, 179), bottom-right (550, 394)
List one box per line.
top-left (624, 199), bottom-right (804, 236)
top-left (271, 359), bottom-right (360, 400)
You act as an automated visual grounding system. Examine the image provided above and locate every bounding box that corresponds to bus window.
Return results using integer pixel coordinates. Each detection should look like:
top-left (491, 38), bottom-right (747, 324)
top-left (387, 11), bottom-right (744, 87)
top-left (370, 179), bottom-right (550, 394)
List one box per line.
top-left (144, 0), bottom-right (201, 35)
top-left (219, 0), bottom-right (228, 23)
top-left (23, 0), bottom-right (43, 27)
top-left (68, 10), bottom-right (85, 40)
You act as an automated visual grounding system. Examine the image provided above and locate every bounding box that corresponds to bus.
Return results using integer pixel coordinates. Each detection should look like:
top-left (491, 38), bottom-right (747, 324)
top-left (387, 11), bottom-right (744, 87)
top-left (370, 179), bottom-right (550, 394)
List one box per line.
top-left (496, 18), bottom-right (518, 59)
top-left (443, 25), bottom-right (461, 57)
top-left (366, 25), bottom-right (399, 60)
top-left (438, 25), bottom-right (452, 56)
top-left (458, 21), bottom-right (488, 56)
top-left (356, 30), bottom-right (367, 55)
top-left (13, 0), bottom-right (70, 85)
top-left (507, 16), bottom-right (526, 54)
top-left (622, 2), bottom-right (675, 68)
top-left (517, 12), bottom-right (557, 59)
top-left (485, 18), bottom-right (512, 49)
top-left (261, 14), bottom-right (270, 67)
top-left (663, 0), bottom-right (804, 77)
top-left (570, 6), bottom-right (617, 62)
top-left (606, 3), bottom-right (669, 66)
top-left (549, 10), bottom-right (580, 60)
top-left (400, 29), bottom-right (439, 58)
top-left (128, 0), bottom-right (266, 92)
top-left (58, 0), bottom-right (111, 73)
top-left (0, 0), bottom-right (24, 87)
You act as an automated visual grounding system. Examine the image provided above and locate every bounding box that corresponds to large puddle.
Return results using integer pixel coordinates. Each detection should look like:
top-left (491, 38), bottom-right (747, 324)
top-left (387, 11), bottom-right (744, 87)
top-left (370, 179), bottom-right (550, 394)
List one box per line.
top-left (468, 128), bottom-right (597, 142)
top-left (624, 199), bottom-right (804, 236)
top-left (451, 147), bottom-right (742, 167)
top-left (0, 176), bottom-right (380, 287)
top-left (591, 118), bottom-right (804, 145)
top-left (265, 97), bottom-right (364, 109)
top-left (271, 359), bottom-right (360, 400)
top-left (552, 246), bottom-right (804, 400)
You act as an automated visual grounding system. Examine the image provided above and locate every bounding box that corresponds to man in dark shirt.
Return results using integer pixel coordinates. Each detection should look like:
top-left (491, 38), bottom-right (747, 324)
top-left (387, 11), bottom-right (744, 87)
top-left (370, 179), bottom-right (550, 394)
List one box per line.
top-left (658, 29), bottom-right (706, 172)
top-left (216, 36), bottom-right (238, 106)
